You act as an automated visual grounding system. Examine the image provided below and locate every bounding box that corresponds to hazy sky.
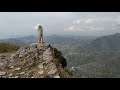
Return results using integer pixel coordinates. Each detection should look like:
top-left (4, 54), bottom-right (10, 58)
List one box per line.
top-left (0, 12), bottom-right (120, 39)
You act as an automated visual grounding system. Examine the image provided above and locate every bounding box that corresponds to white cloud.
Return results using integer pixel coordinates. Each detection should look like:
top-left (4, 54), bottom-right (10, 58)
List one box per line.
top-left (73, 20), bottom-right (81, 24)
top-left (65, 15), bottom-right (120, 35)
top-left (85, 18), bottom-right (95, 23)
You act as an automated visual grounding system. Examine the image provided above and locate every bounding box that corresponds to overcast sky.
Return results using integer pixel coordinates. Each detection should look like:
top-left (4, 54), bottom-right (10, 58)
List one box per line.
top-left (0, 12), bottom-right (120, 39)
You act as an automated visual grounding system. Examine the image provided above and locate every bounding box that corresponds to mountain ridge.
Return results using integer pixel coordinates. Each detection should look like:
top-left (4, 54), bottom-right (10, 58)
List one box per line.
top-left (87, 33), bottom-right (120, 51)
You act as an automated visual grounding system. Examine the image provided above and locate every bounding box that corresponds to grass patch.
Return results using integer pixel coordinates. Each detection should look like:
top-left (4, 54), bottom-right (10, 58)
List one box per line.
top-left (0, 43), bottom-right (20, 53)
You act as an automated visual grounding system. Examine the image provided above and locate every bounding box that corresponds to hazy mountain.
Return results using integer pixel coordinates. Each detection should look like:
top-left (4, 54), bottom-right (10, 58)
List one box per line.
top-left (0, 35), bottom-right (37, 46)
top-left (87, 33), bottom-right (120, 51)
top-left (0, 35), bottom-right (97, 48)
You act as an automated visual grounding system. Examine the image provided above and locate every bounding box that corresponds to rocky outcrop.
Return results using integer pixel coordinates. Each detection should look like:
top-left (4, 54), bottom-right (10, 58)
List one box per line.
top-left (0, 43), bottom-right (73, 78)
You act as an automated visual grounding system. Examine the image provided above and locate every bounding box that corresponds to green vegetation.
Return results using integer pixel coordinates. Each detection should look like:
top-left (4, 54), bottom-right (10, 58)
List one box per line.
top-left (53, 47), bottom-right (62, 59)
top-left (0, 43), bottom-right (20, 53)
top-left (53, 47), bottom-right (67, 68)
top-left (64, 68), bottom-right (73, 76)
top-left (59, 68), bottom-right (74, 78)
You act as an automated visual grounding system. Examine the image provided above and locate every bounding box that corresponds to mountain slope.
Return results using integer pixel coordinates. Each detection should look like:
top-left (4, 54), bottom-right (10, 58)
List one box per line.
top-left (87, 33), bottom-right (120, 51)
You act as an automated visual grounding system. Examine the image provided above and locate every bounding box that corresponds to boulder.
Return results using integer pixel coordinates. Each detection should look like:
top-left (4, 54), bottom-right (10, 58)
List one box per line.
top-left (0, 55), bottom-right (5, 59)
top-left (0, 71), bottom-right (6, 76)
top-left (15, 67), bottom-right (21, 71)
top-left (9, 66), bottom-right (14, 69)
top-left (38, 64), bottom-right (43, 69)
top-left (43, 48), bottom-right (54, 61)
top-left (8, 74), bottom-right (13, 77)
top-left (30, 43), bottom-right (38, 51)
top-left (19, 72), bottom-right (25, 75)
top-left (47, 68), bottom-right (58, 75)
top-left (53, 75), bottom-right (60, 78)
top-left (38, 70), bottom-right (44, 74)
top-left (14, 76), bottom-right (19, 78)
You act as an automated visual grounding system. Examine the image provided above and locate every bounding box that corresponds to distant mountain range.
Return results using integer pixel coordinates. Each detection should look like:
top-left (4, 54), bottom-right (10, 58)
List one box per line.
top-left (0, 35), bottom-right (97, 47)
top-left (86, 33), bottom-right (120, 51)
top-left (0, 35), bottom-right (37, 46)
top-left (1, 33), bottom-right (120, 56)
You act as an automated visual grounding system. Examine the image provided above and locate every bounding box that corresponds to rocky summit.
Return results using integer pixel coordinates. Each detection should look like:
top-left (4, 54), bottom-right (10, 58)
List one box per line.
top-left (0, 43), bottom-right (73, 78)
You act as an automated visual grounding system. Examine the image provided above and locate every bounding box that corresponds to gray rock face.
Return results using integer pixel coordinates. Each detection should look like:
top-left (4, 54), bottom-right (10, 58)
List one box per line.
top-left (44, 62), bottom-right (58, 75)
top-left (6, 44), bottom-right (61, 78)
top-left (15, 76), bottom-right (19, 78)
top-left (0, 43), bottom-right (71, 78)
top-left (43, 48), bottom-right (54, 61)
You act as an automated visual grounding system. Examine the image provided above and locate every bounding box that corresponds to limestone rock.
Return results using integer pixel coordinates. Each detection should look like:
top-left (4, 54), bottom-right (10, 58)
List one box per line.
top-left (0, 71), bottom-right (6, 76)
top-left (0, 55), bottom-right (5, 59)
top-left (15, 67), bottom-right (21, 71)
top-left (45, 63), bottom-right (57, 72)
top-left (19, 72), bottom-right (25, 75)
top-left (0, 76), bottom-right (7, 78)
top-left (8, 74), bottom-right (13, 77)
top-left (38, 64), bottom-right (43, 69)
top-left (0, 62), bottom-right (4, 67)
top-left (9, 66), bottom-right (14, 69)
top-left (38, 70), bottom-right (44, 74)
top-left (14, 76), bottom-right (19, 78)
top-left (0, 43), bottom-right (72, 78)
top-left (43, 48), bottom-right (54, 61)
top-left (47, 68), bottom-right (58, 75)
top-left (53, 75), bottom-right (60, 78)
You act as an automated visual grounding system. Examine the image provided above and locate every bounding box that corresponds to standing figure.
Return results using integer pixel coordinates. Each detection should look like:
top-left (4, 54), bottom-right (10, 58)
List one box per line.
top-left (35, 24), bottom-right (43, 48)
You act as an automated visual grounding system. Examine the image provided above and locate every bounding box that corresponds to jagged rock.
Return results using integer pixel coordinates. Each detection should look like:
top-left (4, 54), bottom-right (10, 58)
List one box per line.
top-left (0, 43), bottom-right (72, 78)
top-left (43, 48), bottom-right (54, 61)
top-left (38, 70), bottom-right (44, 74)
top-left (19, 72), bottom-right (25, 75)
top-left (9, 76), bottom-right (14, 78)
top-left (30, 43), bottom-right (38, 49)
top-left (15, 67), bottom-right (21, 71)
top-left (0, 71), bottom-right (6, 76)
top-left (9, 66), bottom-right (14, 69)
top-left (45, 62), bottom-right (57, 72)
top-left (0, 62), bottom-right (4, 67)
top-left (0, 55), bottom-right (5, 59)
top-left (0, 76), bottom-right (7, 78)
top-left (53, 75), bottom-right (60, 78)
top-left (14, 76), bottom-right (19, 78)
top-left (38, 64), bottom-right (43, 69)
top-left (8, 74), bottom-right (13, 77)
top-left (47, 68), bottom-right (58, 75)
